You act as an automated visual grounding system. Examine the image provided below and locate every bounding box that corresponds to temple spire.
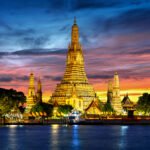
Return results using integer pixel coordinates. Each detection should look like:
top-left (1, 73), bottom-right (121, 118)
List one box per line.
top-left (26, 72), bottom-right (36, 112)
top-left (28, 72), bottom-right (35, 97)
top-left (111, 72), bottom-right (122, 113)
top-left (51, 19), bottom-right (96, 111)
top-left (74, 16), bottom-right (76, 24)
top-left (36, 77), bottom-right (42, 103)
top-left (37, 77), bottom-right (42, 92)
top-left (113, 72), bottom-right (119, 88)
top-left (71, 17), bottom-right (79, 45)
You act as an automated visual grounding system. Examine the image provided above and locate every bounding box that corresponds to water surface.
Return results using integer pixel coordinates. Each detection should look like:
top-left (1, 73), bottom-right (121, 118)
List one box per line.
top-left (0, 125), bottom-right (150, 150)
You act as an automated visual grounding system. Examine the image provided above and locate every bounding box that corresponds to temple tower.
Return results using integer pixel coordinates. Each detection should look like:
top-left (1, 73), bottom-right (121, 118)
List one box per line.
top-left (36, 77), bottom-right (42, 103)
top-left (51, 18), bottom-right (95, 111)
top-left (26, 73), bottom-right (36, 112)
top-left (111, 72), bottom-right (122, 113)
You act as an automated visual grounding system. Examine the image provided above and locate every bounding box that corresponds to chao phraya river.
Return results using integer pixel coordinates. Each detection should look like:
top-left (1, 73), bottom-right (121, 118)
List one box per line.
top-left (0, 125), bottom-right (150, 150)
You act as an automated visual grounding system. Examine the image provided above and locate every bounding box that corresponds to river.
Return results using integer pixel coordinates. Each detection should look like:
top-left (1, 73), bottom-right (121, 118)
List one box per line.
top-left (0, 125), bottom-right (150, 150)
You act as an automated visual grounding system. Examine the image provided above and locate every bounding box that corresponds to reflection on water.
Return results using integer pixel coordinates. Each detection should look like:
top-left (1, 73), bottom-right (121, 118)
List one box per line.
top-left (72, 125), bottom-right (79, 148)
top-left (8, 125), bottom-right (18, 150)
top-left (121, 126), bottom-right (128, 136)
top-left (7, 125), bottom-right (18, 128)
top-left (1, 125), bottom-right (150, 150)
top-left (51, 125), bottom-right (59, 150)
top-left (119, 126), bottom-right (128, 150)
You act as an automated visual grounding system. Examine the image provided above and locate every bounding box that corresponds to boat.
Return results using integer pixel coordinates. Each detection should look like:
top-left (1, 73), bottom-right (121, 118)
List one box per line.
top-left (68, 110), bottom-right (81, 123)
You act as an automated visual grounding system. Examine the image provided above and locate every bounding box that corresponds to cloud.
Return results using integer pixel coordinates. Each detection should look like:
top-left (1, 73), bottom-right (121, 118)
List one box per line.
top-left (0, 52), bottom-right (9, 57)
top-left (0, 76), bottom-right (13, 82)
top-left (102, 8), bottom-right (150, 34)
top-left (0, 20), bottom-right (13, 31)
top-left (0, 48), bottom-right (67, 57)
top-left (72, 0), bottom-right (122, 10)
top-left (16, 75), bottom-right (29, 81)
top-left (0, 26), bottom-right (35, 37)
top-left (20, 36), bottom-right (50, 48)
top-left (1, 0), bottom-right (149, 12)
top-left (12, 48), bottom-right (67, 55)
top-left (0, 0), bottom-right (150, 94)
top-left (0, 74), bottom-right (30, 82)
top-left (88, 74), bottom-right (112, 79)
top-left (128, 49), bottom-right (150, 55)
top-left (44, 75), bottom-right (62, 81)
top-left (0, 22), bottom-right (37, 51)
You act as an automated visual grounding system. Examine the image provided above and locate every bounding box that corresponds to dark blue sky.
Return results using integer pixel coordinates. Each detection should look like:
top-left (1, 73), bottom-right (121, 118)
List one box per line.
top-left (0, 0), bottom-right (150, 97)
top-left (0, 0), bottom-right (149, 51)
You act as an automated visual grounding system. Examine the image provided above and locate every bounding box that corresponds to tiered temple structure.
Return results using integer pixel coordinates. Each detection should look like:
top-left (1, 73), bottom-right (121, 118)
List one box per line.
top-left (111, 72), bottom-right (122, 113)
top-left (26, 73), bottom-right (36, 112)
top-left (107, 72), bottom-right (122, 113)
top-left (51, 18), bottom-right (96, 111)
top-left (26, 74), bottom-right (43, 112)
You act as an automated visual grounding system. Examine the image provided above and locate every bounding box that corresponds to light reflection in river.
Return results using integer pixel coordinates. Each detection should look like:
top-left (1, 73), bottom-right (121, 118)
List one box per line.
top-left (72, 125), bottom-right (80, 147)
top-left (8, 125), bottom-right (18, 150)
top-left (0, 125), bottom-right (150, 150)
top-left (119, 126), bottom-right (129, 150)
top-left (51, 125), bottom-right (59, 150)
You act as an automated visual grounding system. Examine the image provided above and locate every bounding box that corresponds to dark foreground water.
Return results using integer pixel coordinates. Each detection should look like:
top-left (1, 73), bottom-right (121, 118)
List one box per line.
top-left (0, 125), bottom-right (150, 150)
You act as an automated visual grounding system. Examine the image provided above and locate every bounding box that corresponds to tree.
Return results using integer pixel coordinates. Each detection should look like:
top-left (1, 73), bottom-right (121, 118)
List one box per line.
top-left (103, 102), bottom-right (114, 114)
top-left (97, 99), bottom-right (104, 111)
top-left (0, 88), bottom-right (26, 115)
top-left (58, 105), bottom-right (73, 115)
top-left (136, 93), bottom-right (150, 115)
top-left (31, 102), bottom-right (53, 117)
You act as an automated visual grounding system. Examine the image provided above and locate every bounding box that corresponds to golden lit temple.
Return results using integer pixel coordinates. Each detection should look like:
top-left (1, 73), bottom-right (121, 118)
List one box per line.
top-left (51, 18), bottom-right (96, 111)
top-left (26, 73), bottom-right (36, 112)
top-left (26, 73), bottom-right (43, 112)
top-left (108, 72), bottom-right (122, 113)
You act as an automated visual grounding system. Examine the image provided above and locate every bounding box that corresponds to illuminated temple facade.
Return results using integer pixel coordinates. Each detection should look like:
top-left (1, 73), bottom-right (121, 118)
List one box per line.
top-left (51, 18), bottom-right (96, 111)
top-left (26, 73), bottom-right (43, 112)
top-left (26, 73), bottom-right (36, 112)
top-left (107, 72), bottom-right (122, 113)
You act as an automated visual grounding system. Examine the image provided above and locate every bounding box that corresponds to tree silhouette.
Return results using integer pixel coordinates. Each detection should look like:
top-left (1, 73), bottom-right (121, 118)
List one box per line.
top-left (0, 88), bottom-right (26, 115)
top-left (137, 93), bottom-right (150, 115)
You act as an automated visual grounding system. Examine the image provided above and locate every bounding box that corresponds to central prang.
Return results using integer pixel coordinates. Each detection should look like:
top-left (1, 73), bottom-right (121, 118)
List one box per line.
top-left (51, 18), bottom-right (96, 112)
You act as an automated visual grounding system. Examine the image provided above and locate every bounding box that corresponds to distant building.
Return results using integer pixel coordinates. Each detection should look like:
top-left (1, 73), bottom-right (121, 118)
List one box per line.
top-left (122, 94), bottom-right (135, 113)
top-left (26, 73), bottom-right (43, 112)
top-left (51, 18), bottom-right (96, 111)
top-left (85, 99), bottom-right (102, 118)
top-left (26, 73), bottom-right (36, 112)
top-left (107, 72), bottom-right (122, 113)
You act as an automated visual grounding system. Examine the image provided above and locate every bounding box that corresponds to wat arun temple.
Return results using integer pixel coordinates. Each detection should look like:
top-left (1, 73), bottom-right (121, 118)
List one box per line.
top-left (26, 18), bottom-right (122, 114)
top-left (51, 18), bottom-right (96, 112)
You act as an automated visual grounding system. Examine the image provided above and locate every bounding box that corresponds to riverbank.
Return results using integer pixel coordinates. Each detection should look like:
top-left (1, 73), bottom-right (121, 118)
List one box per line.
top-left (1, 118), bottom-right (150, 125)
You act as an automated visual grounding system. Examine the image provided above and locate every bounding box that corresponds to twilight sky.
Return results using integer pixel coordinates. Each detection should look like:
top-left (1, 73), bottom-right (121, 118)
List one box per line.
top-left (0, 0), bottom-right (150, 101)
